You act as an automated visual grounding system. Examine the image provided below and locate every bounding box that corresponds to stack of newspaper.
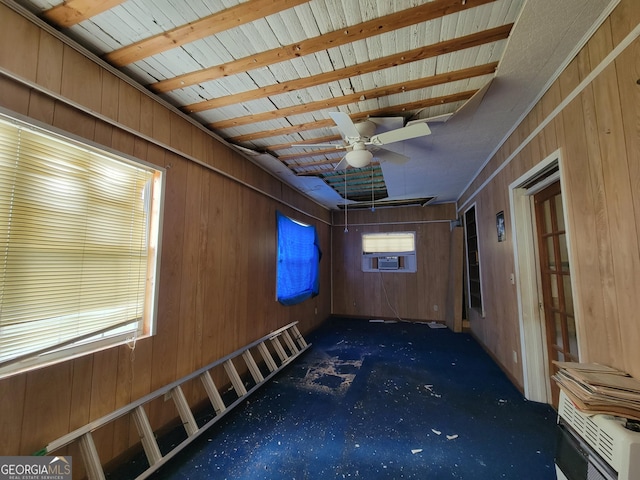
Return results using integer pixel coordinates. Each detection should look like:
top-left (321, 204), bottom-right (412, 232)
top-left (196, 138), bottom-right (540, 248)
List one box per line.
top-left (552, 361), bottom-right (640, 420)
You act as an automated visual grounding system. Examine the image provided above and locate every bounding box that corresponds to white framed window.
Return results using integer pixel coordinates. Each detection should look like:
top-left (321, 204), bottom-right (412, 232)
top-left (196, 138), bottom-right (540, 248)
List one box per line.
top-left (0, 113), bottom-right (164, 378)
top-left (361, 232), bottom-right (417, 273)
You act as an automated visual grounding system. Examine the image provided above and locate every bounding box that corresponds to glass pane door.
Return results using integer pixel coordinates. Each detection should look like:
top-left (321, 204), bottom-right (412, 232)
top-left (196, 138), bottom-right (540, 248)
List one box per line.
top-left (534, 181), bottom-right (577, 405)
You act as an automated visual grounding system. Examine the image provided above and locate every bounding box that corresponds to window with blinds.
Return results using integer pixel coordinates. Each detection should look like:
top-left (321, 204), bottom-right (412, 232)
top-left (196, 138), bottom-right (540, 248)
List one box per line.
top-left (0, 114), bottom-right (163, 378)
top-left (362, 232), bottom-right (416, 254)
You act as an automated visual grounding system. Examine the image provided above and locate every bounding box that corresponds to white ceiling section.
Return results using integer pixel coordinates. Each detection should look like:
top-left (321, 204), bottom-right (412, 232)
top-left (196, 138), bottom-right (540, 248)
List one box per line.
top-left (12, 0), bottom-right (615, 210)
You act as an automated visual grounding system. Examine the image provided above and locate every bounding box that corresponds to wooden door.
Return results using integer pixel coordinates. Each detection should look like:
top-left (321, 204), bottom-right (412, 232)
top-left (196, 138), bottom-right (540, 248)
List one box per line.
top-left (534, 181), bottom-right (578, 406)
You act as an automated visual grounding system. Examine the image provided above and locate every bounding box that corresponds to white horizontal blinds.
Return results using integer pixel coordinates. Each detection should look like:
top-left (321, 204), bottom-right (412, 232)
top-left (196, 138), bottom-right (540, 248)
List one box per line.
top-left (0, 118), bottom-right (154, 365)
top-left (362, 232), bottom-right (415, 254)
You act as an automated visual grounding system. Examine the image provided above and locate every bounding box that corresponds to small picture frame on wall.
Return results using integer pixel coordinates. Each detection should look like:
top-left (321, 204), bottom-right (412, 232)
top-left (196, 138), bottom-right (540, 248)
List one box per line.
top-left (496, 211), bottom-right (506, 242)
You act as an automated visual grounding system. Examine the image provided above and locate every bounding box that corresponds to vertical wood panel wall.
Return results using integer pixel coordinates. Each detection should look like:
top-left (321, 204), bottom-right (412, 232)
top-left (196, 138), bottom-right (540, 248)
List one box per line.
top-left (457, 0), bottom-right (639, 387)
top-left (331, 204), bottom-right (457, 322)
top-left (0, 4), bottom-right (332, 473)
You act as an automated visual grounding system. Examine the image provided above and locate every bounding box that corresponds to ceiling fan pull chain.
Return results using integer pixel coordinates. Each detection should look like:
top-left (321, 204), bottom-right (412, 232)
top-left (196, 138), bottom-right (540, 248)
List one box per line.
top-left (344, 169), bottom-right (348, 233)
top-left (371, 165), bottom-right (375, 212)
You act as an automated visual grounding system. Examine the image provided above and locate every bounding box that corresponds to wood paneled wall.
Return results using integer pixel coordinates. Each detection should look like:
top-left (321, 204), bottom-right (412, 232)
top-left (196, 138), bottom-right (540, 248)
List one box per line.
top-left (331, 204), bottom-right (457, 322)
top-left (457, 0), bottom-right (640, 387)
top-left (0, 4), bottom-right (331, 474)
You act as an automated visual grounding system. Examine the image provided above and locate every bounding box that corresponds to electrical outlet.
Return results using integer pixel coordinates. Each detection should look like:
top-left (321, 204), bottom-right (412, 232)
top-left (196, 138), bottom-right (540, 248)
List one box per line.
top-left (512, 350), bottom-right (518, 363)
top-left (433, 304), bottom-right (439, 312)
top-left (314, 307), bottom-right (318, 315)
top-left (510, 273), bottom-right (515, 284)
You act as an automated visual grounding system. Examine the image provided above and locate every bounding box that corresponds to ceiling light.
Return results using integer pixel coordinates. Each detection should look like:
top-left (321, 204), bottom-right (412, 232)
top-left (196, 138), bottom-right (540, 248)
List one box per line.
top-left (346, 145), bottom-right (373, 168)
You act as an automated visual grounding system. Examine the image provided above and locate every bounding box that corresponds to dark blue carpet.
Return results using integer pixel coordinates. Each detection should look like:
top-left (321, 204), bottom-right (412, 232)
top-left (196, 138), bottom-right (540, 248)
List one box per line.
top-left (128, 318), bottom-right (557, 479)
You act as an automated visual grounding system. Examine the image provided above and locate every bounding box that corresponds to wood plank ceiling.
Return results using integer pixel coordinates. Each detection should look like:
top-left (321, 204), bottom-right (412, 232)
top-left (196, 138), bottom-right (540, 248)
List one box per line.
top-left (12, 0), bottom-right (524, 209)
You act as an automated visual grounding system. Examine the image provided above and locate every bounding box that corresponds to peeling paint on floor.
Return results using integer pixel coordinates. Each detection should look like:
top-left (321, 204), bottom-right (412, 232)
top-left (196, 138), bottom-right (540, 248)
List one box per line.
top-left (298, 355), bottom-right (364, 396)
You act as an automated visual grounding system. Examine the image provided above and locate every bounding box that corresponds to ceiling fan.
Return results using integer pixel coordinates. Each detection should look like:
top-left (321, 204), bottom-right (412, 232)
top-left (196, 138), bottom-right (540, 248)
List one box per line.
top-left (292, 112), bottom-right (431, 170)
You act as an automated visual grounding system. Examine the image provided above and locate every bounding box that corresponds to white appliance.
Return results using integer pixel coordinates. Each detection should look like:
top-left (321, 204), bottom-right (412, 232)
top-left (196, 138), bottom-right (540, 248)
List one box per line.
top-left (361, 254), bottom-right (416, 272)
top-left (378, 256), bottom-right (399, 270)
top-left (555, 390), bottom-right (640, 480)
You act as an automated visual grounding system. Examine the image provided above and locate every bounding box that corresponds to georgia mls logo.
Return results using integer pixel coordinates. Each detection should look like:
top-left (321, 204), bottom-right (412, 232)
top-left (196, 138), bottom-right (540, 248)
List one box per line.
top-left (48, 456), bottom-right (71, 474)
top-left (0, 455), bottom-right (72, 480)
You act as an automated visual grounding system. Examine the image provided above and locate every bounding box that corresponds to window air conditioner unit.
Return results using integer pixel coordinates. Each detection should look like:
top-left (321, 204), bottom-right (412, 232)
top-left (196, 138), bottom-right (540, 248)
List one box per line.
top-left (378, 256), bottom-right (399, 270)
top-left (556, 390), bottom-right (640, 480)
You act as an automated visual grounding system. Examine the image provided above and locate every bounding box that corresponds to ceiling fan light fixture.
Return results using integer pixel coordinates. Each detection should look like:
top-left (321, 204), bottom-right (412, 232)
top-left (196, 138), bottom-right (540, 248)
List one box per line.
top-left (346, 148), bottom-right (373, 168)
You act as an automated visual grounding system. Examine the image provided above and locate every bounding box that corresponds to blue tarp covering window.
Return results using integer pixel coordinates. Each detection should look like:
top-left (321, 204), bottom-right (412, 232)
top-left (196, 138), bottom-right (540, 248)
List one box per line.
top-left (276, 211), bottom-right (321, 305)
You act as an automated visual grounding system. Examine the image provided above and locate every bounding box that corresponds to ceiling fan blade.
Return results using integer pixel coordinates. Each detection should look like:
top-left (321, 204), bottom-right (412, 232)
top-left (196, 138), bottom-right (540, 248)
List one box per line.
top-left (368, 117), bottom-right (405, 128)
top-left (375, 148), bottom-right (409, 165)
top-left (369, 123), bottom-right (431, 145)
top-left (328, 112), bottom-right (361, 140)
top-left (334, 156), bottom-right (350, 171)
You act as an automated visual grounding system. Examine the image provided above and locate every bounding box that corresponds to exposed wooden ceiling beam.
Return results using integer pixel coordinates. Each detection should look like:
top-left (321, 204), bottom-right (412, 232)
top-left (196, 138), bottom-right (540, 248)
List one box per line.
top-left (267, 135), bottom-right (342, 152)
top-left (104, 0), bottom-right (309, 66)
top-left (338, 186), bottom-right (388, 197)
top-left (278, 148), bottom-right (346, 161)
top-left (232, 118), bottom-right (342, 143)
top-left (185, 23), bottom-right (513, 113)
top-left (322, 169), bottom-right (384, 180)
top-left (229, 90), bottom-right (476, 143)
top-left (150, 0), bottom-right (498, 93)
top-left (294, 163), bottom-right (381, 175)
top-left (337, 178), bottom-right (387, 189)
top-left (341, 184), bottom-right (387, 192)
top-left (367, 90), bottom-right (475, 117)
top-left (210, 62), bottom-right (497, 130)
top-left (296, 170), bottom-right (334, 176)
top-left (289, 157), bottom-right (345, 168)
top-left (327, 177), bottom-right (385, 185)
top-left (43, 0), bottom-right (126, 28)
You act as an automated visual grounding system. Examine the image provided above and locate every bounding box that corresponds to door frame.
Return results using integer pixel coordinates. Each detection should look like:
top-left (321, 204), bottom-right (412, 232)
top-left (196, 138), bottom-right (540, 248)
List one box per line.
top-left (509, 149), bottom-right (575, 403)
